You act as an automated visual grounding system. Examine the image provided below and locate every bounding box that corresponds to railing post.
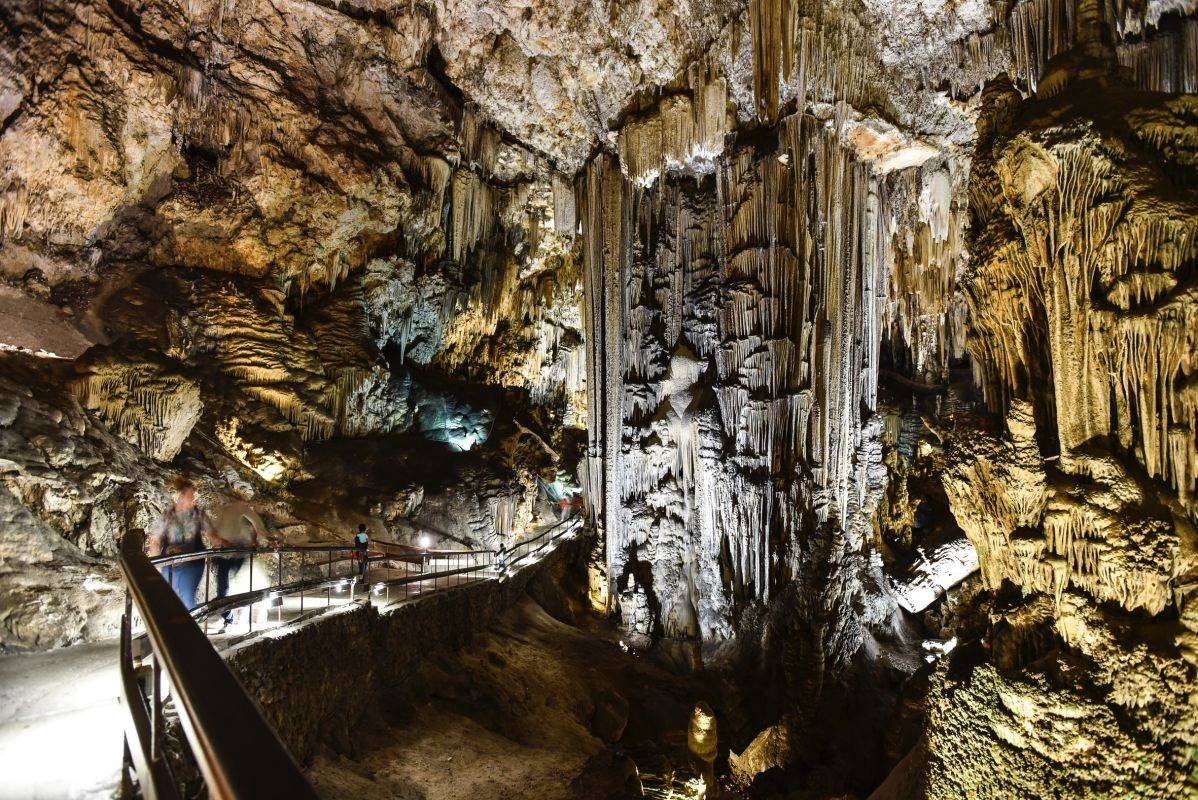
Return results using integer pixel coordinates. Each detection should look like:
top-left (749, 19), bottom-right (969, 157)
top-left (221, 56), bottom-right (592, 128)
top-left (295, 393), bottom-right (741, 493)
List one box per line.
top-left (150, 654), bottom-right (163, 759)
top-left (120, 738), bottom-right (134, 800)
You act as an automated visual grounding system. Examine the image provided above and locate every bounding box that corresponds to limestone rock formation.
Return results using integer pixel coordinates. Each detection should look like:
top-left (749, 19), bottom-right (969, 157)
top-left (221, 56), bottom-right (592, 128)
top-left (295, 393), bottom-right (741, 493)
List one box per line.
top-left (2, 0), bottom-right (1198, 795)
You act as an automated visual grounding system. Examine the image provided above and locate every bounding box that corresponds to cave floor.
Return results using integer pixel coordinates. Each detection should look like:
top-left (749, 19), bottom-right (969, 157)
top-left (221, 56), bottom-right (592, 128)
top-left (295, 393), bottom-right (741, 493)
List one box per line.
top-left (308, 596), bottom-right (720, 800)
top-left (0, 641), bottom-right (122, 800)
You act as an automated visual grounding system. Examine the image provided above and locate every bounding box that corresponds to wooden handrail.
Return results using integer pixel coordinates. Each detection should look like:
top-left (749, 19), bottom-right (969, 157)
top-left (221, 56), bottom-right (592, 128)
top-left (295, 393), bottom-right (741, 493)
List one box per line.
top-left (118, 531), bottom-right (319, 800)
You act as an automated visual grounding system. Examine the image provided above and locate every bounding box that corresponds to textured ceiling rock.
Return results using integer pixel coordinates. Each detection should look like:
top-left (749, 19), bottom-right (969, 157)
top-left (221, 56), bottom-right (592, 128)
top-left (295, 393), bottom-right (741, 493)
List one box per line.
top-left (430, 0), bottom-right (738, 171)
top-left (0, 0), bottom-right (455, 307)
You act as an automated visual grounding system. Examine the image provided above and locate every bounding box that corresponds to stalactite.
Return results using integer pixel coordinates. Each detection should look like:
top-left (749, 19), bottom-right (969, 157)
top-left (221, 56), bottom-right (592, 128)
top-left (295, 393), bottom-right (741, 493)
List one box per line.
top-left (460, 103), bottom-right (501, 175)
top-left (883, 164), bottom-right (969, 381)
top-left (616, 66), bottom-right (730, 186)
top-left (948, 28), bottom-right (1010, 98)
top-left (0, 180), bottom-right (27, 241)
top-left (450, 168), bottom-right (495, 263)
top-left (1117, 19), bottom-right (1198, 93)
top-left (748, 0), bottom-right (793, 123)
top-left (70, 361), bottom-right (203, 462)
top-left (1008, 0), bottom-right (1077, 92)
top-left (552, 172), bottom-right (576, 237)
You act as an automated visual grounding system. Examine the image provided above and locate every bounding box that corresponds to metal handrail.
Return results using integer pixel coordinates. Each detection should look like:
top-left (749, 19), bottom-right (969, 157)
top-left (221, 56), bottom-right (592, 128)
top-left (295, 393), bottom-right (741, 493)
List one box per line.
top-left (118, 531), bottom-right (319, 800)
top-left (145, 516), bottom-right (585, 635)
top-left (503, 514), bottom-right (582, 570)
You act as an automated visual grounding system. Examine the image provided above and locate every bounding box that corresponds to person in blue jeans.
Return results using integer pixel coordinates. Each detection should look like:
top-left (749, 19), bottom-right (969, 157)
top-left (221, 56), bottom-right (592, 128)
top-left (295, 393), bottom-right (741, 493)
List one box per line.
top-left (354, 524), bottom-right (369, 579)
top-left (146, 480), bottom-right (216, 610)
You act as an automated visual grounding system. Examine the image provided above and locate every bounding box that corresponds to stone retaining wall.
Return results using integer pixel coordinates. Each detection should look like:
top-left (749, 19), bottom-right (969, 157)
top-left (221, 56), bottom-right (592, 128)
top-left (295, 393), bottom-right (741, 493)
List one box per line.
top-left (226, 533), bottom-right (594, 763)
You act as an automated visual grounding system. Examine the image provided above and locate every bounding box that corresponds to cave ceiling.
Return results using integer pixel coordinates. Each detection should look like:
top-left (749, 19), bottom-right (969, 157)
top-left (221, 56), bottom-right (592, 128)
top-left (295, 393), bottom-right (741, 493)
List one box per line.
top-left (2, 0), bottom-right (1198, 797)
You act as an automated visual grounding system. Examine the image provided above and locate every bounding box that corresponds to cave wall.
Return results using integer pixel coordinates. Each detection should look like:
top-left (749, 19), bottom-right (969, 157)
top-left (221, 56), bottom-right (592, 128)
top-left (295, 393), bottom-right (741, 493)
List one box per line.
top-left (1, 0), bottom-right (1197, 794)
top-left (573, 0), bottom-right (1198, 794)
top-left (0, 0), bottom-right (592, 652)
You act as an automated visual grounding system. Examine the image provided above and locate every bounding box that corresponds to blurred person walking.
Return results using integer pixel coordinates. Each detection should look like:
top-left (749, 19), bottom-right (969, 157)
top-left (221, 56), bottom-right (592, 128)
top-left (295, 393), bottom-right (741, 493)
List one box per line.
top-left (146, 480), bottom-right (215, 610)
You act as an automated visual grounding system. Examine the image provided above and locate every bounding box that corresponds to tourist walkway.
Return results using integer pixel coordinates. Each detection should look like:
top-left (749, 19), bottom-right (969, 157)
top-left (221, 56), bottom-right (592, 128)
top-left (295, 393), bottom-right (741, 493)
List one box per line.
top-left (0, 516), bottom-right (583, 799)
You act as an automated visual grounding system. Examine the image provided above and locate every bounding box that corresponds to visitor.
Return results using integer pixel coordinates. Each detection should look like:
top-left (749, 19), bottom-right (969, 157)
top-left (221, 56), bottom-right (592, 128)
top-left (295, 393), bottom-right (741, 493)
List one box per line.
top-left (496, 541), bottom-right (507, 580)
top-left (569, 493), bottom-right (584, 519)
top-left (558, 495), bottom-right (572, 522)
top-left (146, 480), bottom-right (215, 610)
top-left (354, 523), bottom-right (370, 579)
top-left (212, 502), bottom-right (280, 629)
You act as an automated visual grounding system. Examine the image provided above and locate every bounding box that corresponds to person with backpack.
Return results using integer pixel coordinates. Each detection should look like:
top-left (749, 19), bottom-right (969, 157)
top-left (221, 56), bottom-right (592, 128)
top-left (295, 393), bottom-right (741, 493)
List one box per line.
top-left (353, 523), bottom-right (370, 579)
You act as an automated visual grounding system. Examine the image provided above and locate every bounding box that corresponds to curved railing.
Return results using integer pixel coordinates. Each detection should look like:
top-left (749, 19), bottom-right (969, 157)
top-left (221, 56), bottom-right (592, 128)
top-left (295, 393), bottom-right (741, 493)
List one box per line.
top-left (148, 515), bottom-right (584, 634)
top-left (118, 531), bottom-right (320, 800)
top-left (502, 514), bottom-right (581, 571)
top-left (119, 515), bottom-right (583, 798)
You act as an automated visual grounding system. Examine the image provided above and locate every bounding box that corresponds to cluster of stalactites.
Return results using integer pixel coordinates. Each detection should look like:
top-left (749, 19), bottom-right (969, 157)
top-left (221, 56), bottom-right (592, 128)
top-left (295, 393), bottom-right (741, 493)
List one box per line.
top-left (581, 106), bottom-right (924, 622)
top-left (1007, 0), bottom-right (1198, 93)
top-left (882, 164), bottom-right (970, 381)
top-left (447, 108), bottom-right (499, 264)
top-left (920, 0), bottom-right (1198, 101)
top-left (968, 128), bottom-right (1198, 518)
top-left (746, 0), bottom-right (878, 125)
top-left (943, 402), bottom-right (1181, 618)
top-left (617, 61), bottom-right (731, 186)
top-left (1116, 17), bottom-right (1198, 93)
top-left (187, 278), bottom-right (410, 443)
top-left (70, 364), bottom-right (204, 462)
top-left (449, 169), bottom-right (495, 264)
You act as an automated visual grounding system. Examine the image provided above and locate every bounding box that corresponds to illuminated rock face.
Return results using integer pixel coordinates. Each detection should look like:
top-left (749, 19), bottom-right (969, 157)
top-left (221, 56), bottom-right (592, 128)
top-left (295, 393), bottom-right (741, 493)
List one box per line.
top-left (1, 0), bottom-right (1197, 794)
top-left (922, 55), bottom-right (1198, 796)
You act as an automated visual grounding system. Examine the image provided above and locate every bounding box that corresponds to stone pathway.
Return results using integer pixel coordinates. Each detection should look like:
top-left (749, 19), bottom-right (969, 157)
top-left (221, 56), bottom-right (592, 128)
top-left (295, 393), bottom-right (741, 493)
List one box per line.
top-left (0, 519), bottom-right (579, 798)
top-left (0, 642), bottom-right (123, 799)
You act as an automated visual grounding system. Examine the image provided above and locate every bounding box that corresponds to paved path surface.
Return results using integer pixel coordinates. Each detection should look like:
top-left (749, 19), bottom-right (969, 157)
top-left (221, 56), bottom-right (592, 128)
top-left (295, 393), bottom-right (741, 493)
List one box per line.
top-left (0, 642), bottom-right (122, 800)
top-left (0, 519), bottom-right (576, 798)
top-left (0, 572), bottom-right (476, 800)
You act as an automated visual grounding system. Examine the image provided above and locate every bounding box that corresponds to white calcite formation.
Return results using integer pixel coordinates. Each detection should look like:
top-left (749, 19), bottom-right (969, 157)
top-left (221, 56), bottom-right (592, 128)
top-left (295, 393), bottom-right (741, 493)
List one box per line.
top-left (1, 0), bottom-right (1197, 795)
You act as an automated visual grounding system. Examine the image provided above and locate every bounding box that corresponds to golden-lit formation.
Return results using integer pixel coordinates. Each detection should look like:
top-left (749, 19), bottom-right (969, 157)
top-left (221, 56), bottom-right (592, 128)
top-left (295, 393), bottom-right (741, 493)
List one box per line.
top-left (0, 0), bottom-right (1195, 797)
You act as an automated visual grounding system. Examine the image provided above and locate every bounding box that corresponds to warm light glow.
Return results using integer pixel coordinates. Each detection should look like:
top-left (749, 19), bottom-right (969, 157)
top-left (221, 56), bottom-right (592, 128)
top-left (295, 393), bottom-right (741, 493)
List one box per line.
top-left (419, 534), bottom-right (432, 549)
top-left (0, 652), bottom-right (123, 797)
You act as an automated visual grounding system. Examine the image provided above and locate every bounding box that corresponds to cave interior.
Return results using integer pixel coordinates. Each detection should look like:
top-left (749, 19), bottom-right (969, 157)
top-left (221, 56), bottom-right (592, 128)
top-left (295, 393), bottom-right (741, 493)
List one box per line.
top-left (1, 0), bottom-right (1197, 797)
